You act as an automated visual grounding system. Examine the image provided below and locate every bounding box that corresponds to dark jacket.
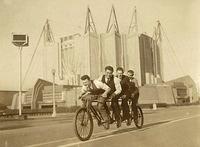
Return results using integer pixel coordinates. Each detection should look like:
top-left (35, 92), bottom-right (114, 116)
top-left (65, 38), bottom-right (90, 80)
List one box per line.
top-left (101, 75), bottom-right (116, 95)
top-left (117, 75), bottom-right (130, 96)
top-left (128, 79), bottom-right (139, 94)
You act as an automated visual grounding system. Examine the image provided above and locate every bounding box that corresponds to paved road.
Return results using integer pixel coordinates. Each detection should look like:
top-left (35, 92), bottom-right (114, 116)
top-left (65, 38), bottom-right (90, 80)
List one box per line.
top-left (0, 105), bottom-right (200, 147)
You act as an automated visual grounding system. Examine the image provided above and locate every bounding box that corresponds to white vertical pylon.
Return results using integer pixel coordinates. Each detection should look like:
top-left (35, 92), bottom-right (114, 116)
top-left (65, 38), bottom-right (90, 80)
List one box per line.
top-left (126, 6), bottom-right (142, 86)
top-left (152, 27), bottom-right (158, 84)
top-left (155, 20), bottom-right (164, 82)
top-left (52, 69), bottom-right (56, 117)
top-left (19, 47), bottom-right (22, 116)
top-left (153, 103), bottom-right (157, 110)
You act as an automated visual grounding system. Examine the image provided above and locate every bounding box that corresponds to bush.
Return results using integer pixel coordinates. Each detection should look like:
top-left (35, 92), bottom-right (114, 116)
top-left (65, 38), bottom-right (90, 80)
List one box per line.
top-left (0, 103), bottom-right (7, 110)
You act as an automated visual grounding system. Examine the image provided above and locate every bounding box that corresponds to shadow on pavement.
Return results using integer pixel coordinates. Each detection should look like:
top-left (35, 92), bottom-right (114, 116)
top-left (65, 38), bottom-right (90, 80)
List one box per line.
top-left (96, 120), bottom-right (170, 138)
top-left (143, 111), bottom-right (157, 114)
top-left (0, 124), bottom-right (31, 131)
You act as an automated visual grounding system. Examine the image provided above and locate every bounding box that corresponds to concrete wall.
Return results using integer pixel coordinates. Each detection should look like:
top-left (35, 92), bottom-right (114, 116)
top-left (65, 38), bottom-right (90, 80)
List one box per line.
top-left (88, 32), bottom-right (101, 79)
top-left (139, 84), bottom-right (175, 104)
top-left (100, 32), bottom-right (122, 72)
top-left (63, 87), bottom-right (82, 107)
top-left (0, 91), bottom-right (18, 106)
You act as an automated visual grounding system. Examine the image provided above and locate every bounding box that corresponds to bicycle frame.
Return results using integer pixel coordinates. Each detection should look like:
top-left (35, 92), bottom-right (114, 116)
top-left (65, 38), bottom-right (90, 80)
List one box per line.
top-left (82, 97), bottom-right (105, 125)
top-left (74, 96), bottom-right (144, 141)
top-left (81, 95), bottom-right (142, 125)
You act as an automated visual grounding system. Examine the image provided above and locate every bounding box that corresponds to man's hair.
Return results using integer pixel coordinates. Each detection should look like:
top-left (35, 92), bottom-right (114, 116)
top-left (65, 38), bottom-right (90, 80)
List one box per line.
top-left (81, 75), bottom-right (90, 80)
top-left (116, 67), bottom-right (124, 73)
top-left (127, 70), bottom-right (134, 75)
top-left (105, 66), bottom-right (114, 72)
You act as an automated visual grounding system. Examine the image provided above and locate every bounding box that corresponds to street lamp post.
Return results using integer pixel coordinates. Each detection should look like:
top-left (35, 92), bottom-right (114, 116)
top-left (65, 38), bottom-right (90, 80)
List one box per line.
top-left (12, 34), bottom-right (29, 116)
top-left (52, 69), bottom-right (56, 117)
top-left (19, 46), bottom-right (22, 116)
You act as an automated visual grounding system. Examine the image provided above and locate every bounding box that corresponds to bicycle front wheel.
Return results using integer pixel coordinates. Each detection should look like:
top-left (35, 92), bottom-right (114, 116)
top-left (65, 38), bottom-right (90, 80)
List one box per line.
top-left (74, 108), bottom-right (93, 141)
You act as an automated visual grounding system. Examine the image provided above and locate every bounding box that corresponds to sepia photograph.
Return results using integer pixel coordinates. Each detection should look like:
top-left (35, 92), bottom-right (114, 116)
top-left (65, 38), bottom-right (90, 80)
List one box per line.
top-left (0, 0), bottom-right (200, 146)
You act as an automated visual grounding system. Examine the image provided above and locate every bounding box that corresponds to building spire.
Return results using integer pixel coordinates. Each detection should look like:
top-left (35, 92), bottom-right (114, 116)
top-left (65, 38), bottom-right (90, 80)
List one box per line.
top-left (106, 5), bottom-right (119, 33)
top-left (84, 6), bottom-right (97, 34)
top-left (44, 19), bottom-right (55, 45)
top-left (128, 6), bottom-right (138, 34)
top-left (154, 20), bottom-right (163, 81)
top-left (155, 20), bottom-right (162, 42)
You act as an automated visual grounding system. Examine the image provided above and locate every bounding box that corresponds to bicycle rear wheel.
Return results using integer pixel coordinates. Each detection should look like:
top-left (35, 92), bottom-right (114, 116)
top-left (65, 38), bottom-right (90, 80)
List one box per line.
top-left (133, 106), bottom-right (144, 129)
top-left (74, 108), bottom-right (93, 141)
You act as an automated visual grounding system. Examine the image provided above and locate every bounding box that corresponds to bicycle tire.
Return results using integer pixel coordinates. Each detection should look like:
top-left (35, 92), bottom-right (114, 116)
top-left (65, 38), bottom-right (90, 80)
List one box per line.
top-left (133, 106), bottom-right (144, 129)
top-left (74, 107), bottom-right (93, 141)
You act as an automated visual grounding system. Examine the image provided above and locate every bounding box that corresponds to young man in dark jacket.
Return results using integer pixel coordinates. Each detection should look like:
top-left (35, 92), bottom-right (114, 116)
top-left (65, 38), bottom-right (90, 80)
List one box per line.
top-left (98, 66), bottom-right (122, 128)
top-left (116, 67), bottom-right (132, 126)
top-left (127, 70), bottom-right (139, 119)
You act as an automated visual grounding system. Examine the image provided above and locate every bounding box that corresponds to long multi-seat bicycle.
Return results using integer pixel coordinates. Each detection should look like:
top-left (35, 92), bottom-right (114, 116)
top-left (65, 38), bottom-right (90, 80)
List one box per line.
top-left (74, 94), bottom-right (144, 141)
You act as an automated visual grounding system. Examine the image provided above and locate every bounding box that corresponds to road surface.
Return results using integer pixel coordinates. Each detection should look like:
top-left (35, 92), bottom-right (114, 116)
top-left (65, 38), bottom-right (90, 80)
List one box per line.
top-left (0, 105), bottom-right (200, 147)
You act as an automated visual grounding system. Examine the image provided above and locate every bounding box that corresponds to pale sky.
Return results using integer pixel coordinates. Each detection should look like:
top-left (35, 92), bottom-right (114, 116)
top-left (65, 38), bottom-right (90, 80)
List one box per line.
top-left (0, 0), bottom-right (200, 90)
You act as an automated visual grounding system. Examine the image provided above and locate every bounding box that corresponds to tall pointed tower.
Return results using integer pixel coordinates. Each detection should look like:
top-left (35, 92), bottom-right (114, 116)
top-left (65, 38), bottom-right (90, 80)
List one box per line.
top-left (100, 5), bottom-right (122, 72)
top-left (106, 6), bottom-right (120, 33)
top-left (84, 7), bottom-right (97, 34)
top-left (43, 19), bottom-right (57, 81)
top-left (153, 20), bottom-right (163, 82)
top-left (82, 6), bottom-right (100, 79)
top-left (124, 6), bottom-right (142, 86)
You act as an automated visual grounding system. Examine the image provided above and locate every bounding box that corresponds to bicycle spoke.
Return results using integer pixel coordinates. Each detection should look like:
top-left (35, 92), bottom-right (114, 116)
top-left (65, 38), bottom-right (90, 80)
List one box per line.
top-left (84, 122), bottom-right (90, 138)
top-left (74, 107), bottom-right (94, 141)
top-left (80, 127), bottom-right (84, 138)
top-left (77, 110), bottom-right (90, 138)
top-left (82, 126), bottom-right (87, 138)
top-left (77, 123), bottom-right (83, 135)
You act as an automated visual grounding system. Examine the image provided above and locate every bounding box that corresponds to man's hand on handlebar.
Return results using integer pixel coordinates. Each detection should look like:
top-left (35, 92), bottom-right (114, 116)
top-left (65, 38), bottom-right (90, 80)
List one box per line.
top-left (109, 93), bottom-right (116, 99)
top-left (101, 93), bottom-right (107, 98)
top-left (121, 95), bottom-right (126, 99)
top-left (79, 92), bottom-right (91, 99)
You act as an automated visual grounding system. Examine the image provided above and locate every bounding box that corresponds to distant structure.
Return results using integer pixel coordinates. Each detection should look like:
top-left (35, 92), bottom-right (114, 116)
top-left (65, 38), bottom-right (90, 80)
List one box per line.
top-left (138, 33), bottom-right (162, 85)
top-left (84, 6), bottom-right (97, 34)
top-left (20, 6), bottom-right (171, 109)
top-left (59, 7), bottom-right (100, 83)
top-left (22, 79), bottom-right (81, 109)
top-left (58, 6), bottom-right (163, 86)
top-left (59, 33), bottom-right (82, 84)
top-left (100, 5), bottom-right (122, 71)
top-left (1, 7), bottom-right (199, 110)
top-left (166, 75), bottom-right (198, 104)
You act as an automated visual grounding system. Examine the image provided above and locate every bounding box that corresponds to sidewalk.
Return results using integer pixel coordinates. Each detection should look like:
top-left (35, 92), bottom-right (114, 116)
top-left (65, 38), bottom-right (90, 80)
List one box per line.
top-left (0, 113), bottom-right (75, 121)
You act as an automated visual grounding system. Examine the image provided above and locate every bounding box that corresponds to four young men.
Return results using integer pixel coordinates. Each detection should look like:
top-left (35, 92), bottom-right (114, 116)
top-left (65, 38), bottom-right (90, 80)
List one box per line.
top-left (80, 65), bottom-right (139, 129)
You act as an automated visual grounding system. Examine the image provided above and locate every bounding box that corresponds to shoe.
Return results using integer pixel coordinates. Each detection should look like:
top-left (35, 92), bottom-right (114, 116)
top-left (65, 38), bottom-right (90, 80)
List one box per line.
top-left (109, 118), bottom-right (115, 124)
top-left (97, 120), bottom-right (101, 126)
top-left (121, 117), bottom-right (126, 122)
top-left (103, 121), bottom-right (110, 130)
top-left (126, 117), bottom-right (132, 126)
top-left (116, 118), bottom-right (122, 128)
